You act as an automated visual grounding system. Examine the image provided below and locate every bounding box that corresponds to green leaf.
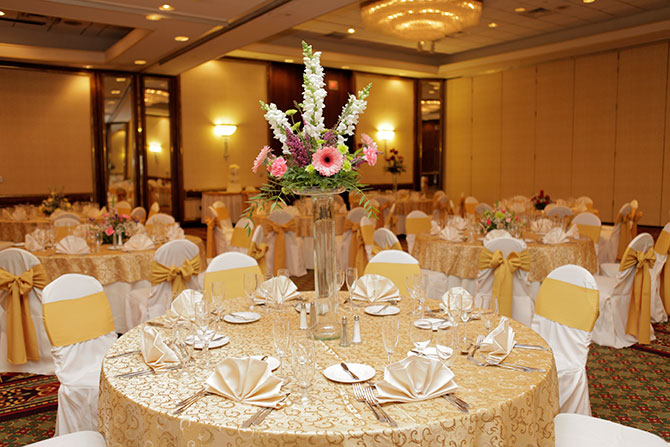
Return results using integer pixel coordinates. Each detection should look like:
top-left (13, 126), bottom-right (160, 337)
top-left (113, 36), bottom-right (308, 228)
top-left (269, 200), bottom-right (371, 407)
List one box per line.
top-left (285, 109), bottom-right (298, 116)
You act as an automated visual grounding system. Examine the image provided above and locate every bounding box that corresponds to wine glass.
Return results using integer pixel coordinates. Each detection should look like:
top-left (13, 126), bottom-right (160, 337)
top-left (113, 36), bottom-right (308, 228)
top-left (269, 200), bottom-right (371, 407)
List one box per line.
top-left (345, 267), bottom-right (358, 312)
top-left (272, 317), bottom-right (291, 380)
top-left (460, 294), bottom-right (473, 352)
top-left (447, 292), bottom-right (462, 326)
top-left (243, 273), bottom-right (259, 311)
top-left (435, 327), bottom-right (457, 367)
top-left (381, 318), bottom-right (400, 364)
top-left (194, 301), bottom-right (216, 369)
top-left (209, 281), bottom-right (226, 326)
top-left (291, 331), bottom-right (315, 405)
top-left (335, 269), bottom-right (345, 293)
top-left (409, 320), bottom-right (433, 355)
top-left (172, 320), bottom-right (195, 376)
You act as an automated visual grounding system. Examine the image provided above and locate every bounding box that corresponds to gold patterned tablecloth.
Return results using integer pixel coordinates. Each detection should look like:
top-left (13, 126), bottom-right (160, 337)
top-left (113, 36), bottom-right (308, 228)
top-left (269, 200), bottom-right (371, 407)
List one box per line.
top-left (0, 218), bottom-right (51, 243)
top-left (99, 294), bottom-right (559, 446)
top-left (412, 234), bottom-right (597, 283)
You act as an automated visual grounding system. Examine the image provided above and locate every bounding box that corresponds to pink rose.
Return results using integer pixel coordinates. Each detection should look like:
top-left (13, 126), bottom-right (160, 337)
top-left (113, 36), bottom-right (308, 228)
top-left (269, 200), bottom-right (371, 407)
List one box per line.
top-left (505, 217), bottom-right (511, 223)
top-left (104, 227), bottom-right (115, 236)
top-left (269, 156), bottom-right (288, 179)
top-left (363, 145), bottom-right (378, 166)
top-left (486, 219), bottom-right (492, 225)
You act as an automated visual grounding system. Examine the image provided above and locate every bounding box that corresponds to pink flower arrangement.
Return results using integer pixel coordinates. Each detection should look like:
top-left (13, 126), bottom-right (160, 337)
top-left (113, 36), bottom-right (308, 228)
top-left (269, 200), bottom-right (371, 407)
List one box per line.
top-left (253, 146), bottom-right (272, 173)
top-left (361, 134), bottom-right (378, 166)
top-left (104, 227), bottom-right (115, 236)
top-left (312, 146), bottom-right (343, 177)
top-left (270, 156), bottom-right (288, 179)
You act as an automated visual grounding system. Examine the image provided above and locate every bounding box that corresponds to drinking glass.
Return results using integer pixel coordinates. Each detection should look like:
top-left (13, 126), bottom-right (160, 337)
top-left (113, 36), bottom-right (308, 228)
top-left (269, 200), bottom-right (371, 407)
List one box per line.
top-left (272, 317), bottom-right (291, 380)
top-left (435, 327), bottom-right (457, 367)
top-left (447, 293), bottom-right (462, 326)
top-left (345, 267), bottom-right (358, 311)
top-left (209, 281), bottom-right (226, 326)
top-left (172, 320), bottom-right (195, 375)
top-left (243, 273), bottom-right (259, 311)
top-left (409, 320), bottom-right (433, 355)
top-left (335, 269), bottom-right (345, 293)
top-left (291, 332), bottom-right (316, 405)
top-left (194, 301), bottom-right (216, 369)
top-left (381, 318), bottom-right (400, 364)
top-left (259, 274), bottom-right (274, 311)
top-left (460, 294), bottom-right (473, 347)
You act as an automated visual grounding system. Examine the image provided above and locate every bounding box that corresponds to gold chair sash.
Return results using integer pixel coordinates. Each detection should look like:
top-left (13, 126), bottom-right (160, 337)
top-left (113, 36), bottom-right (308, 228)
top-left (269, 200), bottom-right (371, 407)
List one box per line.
top-left (405, 217), bottom-right (431, 235)
top-left (205, 216), bottom-right (219, 259)
top-left (261, 219), bottom-right (297, 276)
top-left (620, 247), bottom-right (656, 345)
top-left (371, 241), bottom-right (403, 256)
top-left (535, 278), bottom-right (599, 332)
top-left (375, 202), bottom-right (393, 229)
top-left (0, 264), bottom-right (49, 364)
top-left (576, 224), bottom-right (601, 245)
top-left (344, 220), bottom-right (367, 274)
top-left (655, 231), bottom-right (670, 314)
top-left (478, 248), bottom-right (531, 318)
top-left (117, 206), bottom-right (132, 216)
top-left (204, 265), bottom-right (263, 299)
top-left (147, 205), bottom-right (159, 220)
top-left (151, 255), bottom-right (201, 296)
top-left (42, 291), bottom-right (114, 347)
top-left (248, 242), bottom-right (268, 276)
top-left (364, 261), bottom-right (421, 296)
top-left (230, 226), bottom-right (252, 249)
top-left (215, 206), bottom-right (231, 223)
top-left (615, 212), bottom-right (634, 260)
top-left (54, 226), bottom-right (72, 242)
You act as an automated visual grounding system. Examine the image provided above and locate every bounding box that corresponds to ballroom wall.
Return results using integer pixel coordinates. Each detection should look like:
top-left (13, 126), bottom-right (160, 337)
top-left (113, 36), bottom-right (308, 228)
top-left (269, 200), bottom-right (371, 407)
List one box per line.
top-left (0, 67), bottom-right (93, 196)
top-left (444, 40), bottom-right (670, 226)
top-left (145, 115), bottom-right (172, 178)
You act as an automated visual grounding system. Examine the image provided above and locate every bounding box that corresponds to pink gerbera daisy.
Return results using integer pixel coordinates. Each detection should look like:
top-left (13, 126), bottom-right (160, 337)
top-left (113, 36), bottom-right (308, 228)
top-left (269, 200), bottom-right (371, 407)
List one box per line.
top-left (252, 146), bottom-right (272, 173)
top-left (312, 146), bottom-right (343, 177)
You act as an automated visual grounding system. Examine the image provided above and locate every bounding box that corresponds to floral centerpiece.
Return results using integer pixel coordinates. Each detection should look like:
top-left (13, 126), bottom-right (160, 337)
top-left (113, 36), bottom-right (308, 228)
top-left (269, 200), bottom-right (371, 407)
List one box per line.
top-left (383, 148), bottom-right (405, 191)
top-left (531, 190), bottom-right (551, 210)
top-left (41, 188), bottom-right (71, 216)
top-left (94, 212), bottom-right (135, 244)
top-left (245, 41), bottom-right (378, 216)
top-left (479, 203), bottom-right (519, 234)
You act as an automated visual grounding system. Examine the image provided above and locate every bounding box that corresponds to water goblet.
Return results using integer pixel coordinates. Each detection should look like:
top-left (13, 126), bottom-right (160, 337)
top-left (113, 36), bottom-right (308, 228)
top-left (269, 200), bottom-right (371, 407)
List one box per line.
top-left (345, 267), bottom-right (358, 312)
top-left (381, 317), bottom-right (400, 364)
top-left (409, 320), bottom-right (433, 355)
top-left (460, 294), bottom-right (473, 350)
top-left (243, 273), bottom-right (259, 311)
top-left (435, 326), bottom-right (458, 367)
top-left (335, 269), bottom-right (345, 292)
top-left (209, 281), bottom-right (226, 327)
top-left (194, 301), bottom-right (216, 369)
top-left (272, 317), bottom-right (291, 381)
top-left (172, 320), bottom-right (195, 376)
top-left (291, 331), bottom-right (316, 405)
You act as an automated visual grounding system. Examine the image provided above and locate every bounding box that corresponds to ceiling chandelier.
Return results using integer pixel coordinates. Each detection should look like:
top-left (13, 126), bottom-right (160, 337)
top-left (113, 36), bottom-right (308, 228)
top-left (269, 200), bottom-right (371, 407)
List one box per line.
top-left (360, 0), bottom-right (483, 43)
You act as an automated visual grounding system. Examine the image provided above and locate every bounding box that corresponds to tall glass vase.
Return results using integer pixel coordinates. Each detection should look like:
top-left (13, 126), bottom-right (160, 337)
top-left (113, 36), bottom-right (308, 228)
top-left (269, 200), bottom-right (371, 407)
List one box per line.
top-left (392, 173), bottom-right (398, 193)
top-left (295, 187), bottom-right (343, 340)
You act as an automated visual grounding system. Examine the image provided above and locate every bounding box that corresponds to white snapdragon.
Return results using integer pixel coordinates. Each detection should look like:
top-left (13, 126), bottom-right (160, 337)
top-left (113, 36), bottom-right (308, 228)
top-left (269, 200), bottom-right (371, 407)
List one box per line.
top-left (335, 84), bottom-right (370, 144)
top-left (261, 102), bottom-right (291, 151)
top-left (301, 43), bottom-right (327, 140)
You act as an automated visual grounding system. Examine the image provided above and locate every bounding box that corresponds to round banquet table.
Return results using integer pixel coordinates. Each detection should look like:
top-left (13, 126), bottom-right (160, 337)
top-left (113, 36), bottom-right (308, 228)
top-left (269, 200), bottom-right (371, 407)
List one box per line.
top-left (0, 217), bottom-right (52, 243)
top-left (98, 294), bottom-right (559, 446)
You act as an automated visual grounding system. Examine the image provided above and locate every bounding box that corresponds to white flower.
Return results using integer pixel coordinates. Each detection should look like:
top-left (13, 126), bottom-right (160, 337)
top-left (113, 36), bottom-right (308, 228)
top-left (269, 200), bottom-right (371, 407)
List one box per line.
top-left (261, 101), bottom-right (291, 150)
top-left (335, 84), bottom-right (370, 144)
top-left (301, 42), bottom-right (327, 140)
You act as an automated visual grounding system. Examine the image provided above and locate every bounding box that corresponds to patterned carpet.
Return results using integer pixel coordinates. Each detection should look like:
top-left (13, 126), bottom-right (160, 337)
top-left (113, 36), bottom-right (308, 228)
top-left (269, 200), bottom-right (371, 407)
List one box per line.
top-left (0, 373), bottom-right (59, 423)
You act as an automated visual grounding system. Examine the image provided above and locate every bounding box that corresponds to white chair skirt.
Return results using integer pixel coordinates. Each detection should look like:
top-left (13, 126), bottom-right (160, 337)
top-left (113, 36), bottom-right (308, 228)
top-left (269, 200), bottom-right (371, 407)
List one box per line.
top-left (264, 232), bottom-right (306, 277)
top-left (105, 279), bottom-right (151, 333)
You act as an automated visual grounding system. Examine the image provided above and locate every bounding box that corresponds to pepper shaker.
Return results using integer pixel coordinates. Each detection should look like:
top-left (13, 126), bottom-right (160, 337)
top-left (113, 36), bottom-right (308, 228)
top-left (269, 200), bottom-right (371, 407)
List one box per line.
top-left (299, 304), bottom-right (308, 330)
top-left (339, 316), bottom-right (350, 347)
top-left (352, 315), bottom-right (362, 344)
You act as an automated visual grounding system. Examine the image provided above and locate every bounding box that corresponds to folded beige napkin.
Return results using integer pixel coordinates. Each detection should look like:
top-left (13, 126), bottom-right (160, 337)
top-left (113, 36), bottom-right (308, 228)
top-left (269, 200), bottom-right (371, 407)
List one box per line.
top-left (256, 276), bottom-right (300, 305)
top-left (167, 224), bottom-right (185, 241)
top-left (531, 218), bottom-right (553, 233)
top-left (139, 325), bottom-right (179, 371)
top-left (438, 226), bottom-right (461, 241)
top-left (430, 221), bottom-right (441, 235)
top-left (25, 233), bottom-right (43, 252)
top-left (565, 225), bottom-right (579, 239)
top-left (11, 208), bottom-right (27, 221)
top-left (123, 234), bottom-right (155, 251)
top-left (170, 289), bottom-right (204, 320)
top-left (352, 274), bottom-right (400, 303)
top-left (441, 286), bottom-right (473, 312)
top-left (205, 357), bottom-right (284, 408)
top-left (483, 229), bottom-right (512, 243)
top-left (541, 227), bottom-right (569, 245)
top-left (449, 216), bottom-right (468, 231)
top-left (481, 317), bottom-right (515, 364)
top-left (55, 235), bottom-right (90, 255)
top-left (375, 355), bottom-right (458, 404)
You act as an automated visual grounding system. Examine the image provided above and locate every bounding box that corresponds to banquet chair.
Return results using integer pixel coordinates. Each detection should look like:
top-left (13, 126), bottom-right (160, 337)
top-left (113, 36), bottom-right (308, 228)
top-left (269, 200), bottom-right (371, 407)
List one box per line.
top-left (339, 207), bottom-right (367, 272)
top-left (51, 212), bottom-right (80, 223)
top-left (531, 265), bottom-right (599, 415)
top-left (371, 228), bottom-right (402, 258)
top-left (228, 217), bottom-right (255, 255)
top-left (212, 201), bottom-right (234, 229)
top-left (544, 203), bottom-right (558, 213)
top-left (570, 212), bottom-right (601, 245)
top-left (554, 413), bottom-right (667, 447)
top-left (374, 196), bottom-right (394, 229)
top-left (145, 212), bottom-right (175, 226)
top-left (546, 205), bottom-right (573, 220)
top-left (206, 204), bottom-right (233, 258)
top-left (475, 237), bottom-right (533, 327)
top-left (130, 206), bottom-right (146, 224)
top-left (0, 248), bottom-right (55, 374)
top-left (204, 252), bottom-right (262, 299)
top-left (262, 209), bottom-right (306, 277)
top-left (364, 249), bottom-right (420, 296)
top-left (42, 274), bottom-right (116, 435)
top-left (333, 194), bottom-right (346, 212)
top-left (464, 196), bottom-right (478, 216)
top-left (124, 239), bottom-right (201, 330)
top-left (575, 196), bottom-right (595, 211)
top-left (474, 203), bottom-right (492, 216)
top-left (649, 223), bottom-right (670, 323)
top-left (147, 201), bottom-right (160, 220)
top-left (360, 215), bottom-right (375, 262)
top-left (432, 190), bottom-right (446, 201)
top-left (592, 233), bottom-right (656, 348)
top-left (115, 201), bottom-right (132, 216)
top-left (52, 217), bottom-right (81, 241)
top-left (599, 202), bottom-right (633, 265)
top-left (432, 196), bottom-right (452, 226)
top-left (405, 210), bottom-right (431, 255)
top-left (25, 430), bottom-right (107, 447)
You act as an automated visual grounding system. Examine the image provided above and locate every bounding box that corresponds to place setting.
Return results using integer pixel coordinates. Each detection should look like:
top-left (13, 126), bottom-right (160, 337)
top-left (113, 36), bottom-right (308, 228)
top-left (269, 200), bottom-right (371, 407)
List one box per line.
top-left (349, 273), bottom-right (401, 316)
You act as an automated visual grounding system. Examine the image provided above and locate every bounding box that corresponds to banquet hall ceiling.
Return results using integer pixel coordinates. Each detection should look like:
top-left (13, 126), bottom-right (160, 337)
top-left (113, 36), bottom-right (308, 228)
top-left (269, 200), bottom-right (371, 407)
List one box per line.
top-left (0, 0), bottom-right (669, 77)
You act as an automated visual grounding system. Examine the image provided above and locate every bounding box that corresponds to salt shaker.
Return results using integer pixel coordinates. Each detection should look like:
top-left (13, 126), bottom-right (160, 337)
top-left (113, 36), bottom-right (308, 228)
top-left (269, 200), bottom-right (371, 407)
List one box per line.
top-left (299, 304), bottom-right (308, 330)
top-left (339, 316), bottom-right (351, 347)
top-left (352, 315), bottom-right (362, 344)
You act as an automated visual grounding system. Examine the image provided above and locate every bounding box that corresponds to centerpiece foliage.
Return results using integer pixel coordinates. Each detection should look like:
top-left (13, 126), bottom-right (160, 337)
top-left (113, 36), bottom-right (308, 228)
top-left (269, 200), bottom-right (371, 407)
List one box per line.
top-left (479, 203), bottom-right (519, 234)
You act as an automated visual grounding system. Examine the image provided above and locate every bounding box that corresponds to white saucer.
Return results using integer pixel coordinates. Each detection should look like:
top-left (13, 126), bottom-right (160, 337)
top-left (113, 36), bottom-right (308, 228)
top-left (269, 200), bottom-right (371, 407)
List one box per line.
top-left (12, 242), bottom-right (25, 247)
top-left (414, 318), bottom-right (450, 330)
top-left (250, 355), bottom-right (280, 371)
top-left (364, 304), bottom-right (400, 316)
top-left (185, 333), bottom-right (229, 349)
top-left (224, 312), bottom-right (261, 324)
top-left (322, 363), bottom-right (375, 384)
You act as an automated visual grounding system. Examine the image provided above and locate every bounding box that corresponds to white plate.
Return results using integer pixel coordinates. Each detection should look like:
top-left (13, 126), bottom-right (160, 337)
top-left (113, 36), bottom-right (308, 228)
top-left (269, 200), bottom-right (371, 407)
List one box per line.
top-left (12, 242), bottom-right (25, 247)
top-left (224, 312), bottom-right (261, 324)
top-left (322, 363), bottom-right (375, 384)
top-left (407, 346), bottom-right (452, 360)
top-left (185, 333), bottom-right (229, 349)
top-left (250, 355), bottom-right (280, 371)
top-left (364, 304), bottom-right (400, 316)
top-left (414, 318), bottom-right (451, 330)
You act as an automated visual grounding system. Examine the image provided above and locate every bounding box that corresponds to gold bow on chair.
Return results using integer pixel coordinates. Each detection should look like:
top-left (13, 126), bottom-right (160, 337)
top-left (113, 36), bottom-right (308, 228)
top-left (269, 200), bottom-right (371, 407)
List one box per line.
top-left (656, 231), bottom-right (670, 314)
top-left (248, 242), bottom-right (268, 276)
top-left (151, 255), bottom-right (201, 296)
top-left (376, 201), bottom-right (393, 229)
top-left (205, 216), bottom-right (219, 260)
top-left (371, 240), bottom-right (403, 256)
top-left (0, 264), bottom-right (49, 365)
top-left (261, 219), bottom-right (297, 275)
top-left (478, 248), bottom-right (531, 318)
top-left (621, 246), bottom-right (656, 345)
top-left (344, 220), bottom-right (367, 274)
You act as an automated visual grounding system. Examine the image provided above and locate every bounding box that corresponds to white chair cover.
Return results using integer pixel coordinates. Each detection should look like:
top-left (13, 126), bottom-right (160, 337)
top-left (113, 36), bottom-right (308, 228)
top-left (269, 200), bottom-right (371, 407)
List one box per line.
top-left (649, 223), bottom-right (670, 323)
top-left (212, 201), bottom-right (234, 229)
top-left (464, 196), bottom-right (478, 215)
top-left (0, 248), bottom-right (55, 374)
top-left (124, 239), bottom-right (201, 330)
top-left (546, 205), bottom-right (573, 219)
top-left (145, 213), bottom-right (175, 225)
top-left (26, 430), bottom-right (107, 447)
top-left (475, 237), bottom-right (533, 327)
top-left (592, 233), bottom-right (656, 348)
top-left (474, 203), bottom-right (492, 216)
top-left (205, 252), bottom-right (261, 298)
top-left (405, 210), bottom-right (430, 255)
top-left (598, 202), bottom-right (633, 265)
top-left (555, 413), bottom-right (667, 447)
top-left (51, 212), bottom-right (80, 224)
top-left (53, 216), bottom-right (80, 227)
top-left (372, 228), bottom-right (400, 257)
top-left (364, 250), bottom-right (421, 296)
top-left (531, 265), bottom-right (597, 415)
top-left (263, 210), bottom-right (306, 277)
top-left (208, 206), bottom-right (233, 256)
top-left (130, 207), bottom-right (146, 223)
top-left (42, 274), bottom-right (117, 435)
top-left (229, 218), bottom-right (255, 255)
top-left (338, 207), bottom-right (366, 271)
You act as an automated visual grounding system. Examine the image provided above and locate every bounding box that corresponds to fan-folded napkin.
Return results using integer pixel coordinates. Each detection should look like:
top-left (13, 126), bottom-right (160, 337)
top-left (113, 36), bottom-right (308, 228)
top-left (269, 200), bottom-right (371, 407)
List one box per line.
top-left (25, 233), bottom-right (43, 252)
top-left (483, 229), bottom-right (512, 244)
top-left (352, 274), bottom-right (400, 303)
top-left (123, 234), bottom-right (155, 251)
top-left (139, 325), bottom-right (179, 371)
top-left (448, 216), bottom-right (468, 231)
top-left (169, 289), bottom-right (203, 320)
top-left (11, 208), bottom-right (27, 221)
top-left (441, 286), bottom-right (473, 311)
top-left (55, 236), bottom-right (90, 255)
top-left (438, 226), bottom-right (461, 242)
top-left (256, 276), bottom-right (300, 305)
top-left (541, 227), bottom-right (570, 244)
top-left (167, 224), bottom-right (185, 240)
top-left (205, 357), bottom-right (285, 408)
top-left (481, 317), bottom-right (515, 363)
top-left (375, 356), bottom-right (458, 404)
top-left (531, 218), bottom-right (553, 233)
top-left (430, 221), bottom-right (441, 235)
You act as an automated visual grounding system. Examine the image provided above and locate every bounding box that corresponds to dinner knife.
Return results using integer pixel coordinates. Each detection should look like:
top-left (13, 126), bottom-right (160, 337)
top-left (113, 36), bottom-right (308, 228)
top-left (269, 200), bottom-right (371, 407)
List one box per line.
top-left (340, 362), bottom-right (360, 380)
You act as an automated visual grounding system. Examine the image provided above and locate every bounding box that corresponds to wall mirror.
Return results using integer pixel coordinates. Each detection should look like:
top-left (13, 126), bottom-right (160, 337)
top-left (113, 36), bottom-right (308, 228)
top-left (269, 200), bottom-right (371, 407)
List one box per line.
top-left (418, 80), bottom-right (443, 188)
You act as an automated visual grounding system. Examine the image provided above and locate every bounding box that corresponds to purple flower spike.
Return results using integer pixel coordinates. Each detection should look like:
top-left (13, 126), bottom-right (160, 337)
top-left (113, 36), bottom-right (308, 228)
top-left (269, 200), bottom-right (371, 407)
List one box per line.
top-left (285, 127), bottom-right (310, 167)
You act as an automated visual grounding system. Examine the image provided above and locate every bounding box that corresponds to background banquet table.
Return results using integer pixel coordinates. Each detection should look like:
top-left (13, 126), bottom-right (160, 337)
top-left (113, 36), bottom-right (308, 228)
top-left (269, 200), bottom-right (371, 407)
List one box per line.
top-left (0, 217), bottom-right (52, 243)
top-left (99, 294), bottom-right (559, 446)
top-left (200, 191), bottom-right (249, 224)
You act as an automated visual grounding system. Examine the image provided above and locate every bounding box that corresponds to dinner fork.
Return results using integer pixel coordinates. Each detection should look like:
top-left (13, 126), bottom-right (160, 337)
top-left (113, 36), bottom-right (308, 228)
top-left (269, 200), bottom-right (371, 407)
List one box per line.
top-left (363, 385), bottom-right (397, 427)
top-left (352, 382), bottom-right (382, 422)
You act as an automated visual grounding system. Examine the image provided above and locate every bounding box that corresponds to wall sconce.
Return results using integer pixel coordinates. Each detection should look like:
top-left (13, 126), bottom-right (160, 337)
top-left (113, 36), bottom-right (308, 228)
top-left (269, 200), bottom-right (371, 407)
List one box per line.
top-left (148, 142), bottom-right (162, 164)
top-left (214, 124), bottom-right (237, 160)
top-left (377, 127), bottom-right (395, 154)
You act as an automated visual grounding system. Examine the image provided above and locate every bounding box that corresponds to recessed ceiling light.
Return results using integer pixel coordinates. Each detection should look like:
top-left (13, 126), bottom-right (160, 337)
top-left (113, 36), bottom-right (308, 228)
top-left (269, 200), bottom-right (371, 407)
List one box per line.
top-left (347, 28), bottom-right (355, 34)
top-left (174, 35), bottom-right (189, 42)
top-left (145, 14), bottom-right (163, 21)
top-left (583, 0), bottom-right (595, 3)
top-left (115, 77), bottom-right (126, 82)
top-left (514, 7), bottom-right (526, 12)
top-left (284, 58), bottom-right (294, 63)
top-left (488, 22), bottom-right (498, 28)
top-left (0, 11), bottom-right (5, 16)
top-left (159, 4), bottom-right (173, 11)
top-left (134, 59), bottom-right (147, 65)
top-left (111, 90), bottom-right (121, 95)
